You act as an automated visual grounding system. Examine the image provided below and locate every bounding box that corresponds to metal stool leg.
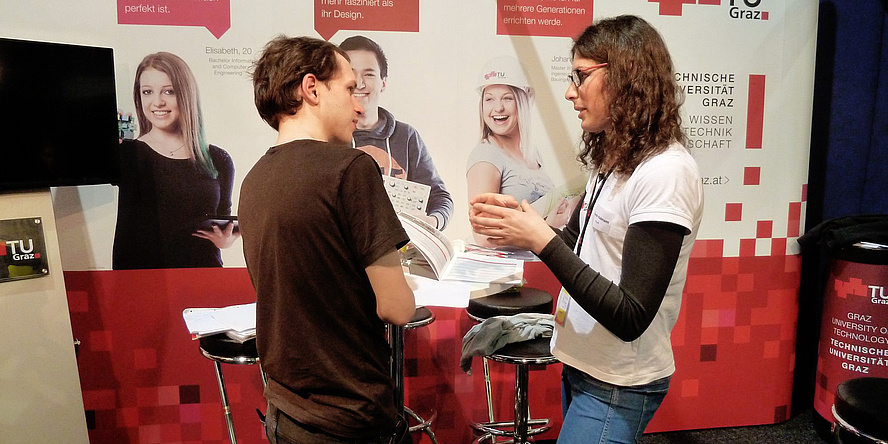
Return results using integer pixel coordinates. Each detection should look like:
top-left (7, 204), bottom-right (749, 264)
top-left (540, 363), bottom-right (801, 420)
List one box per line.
top-left (472, 359), bottom-right (549, 443)
top-left (481, 356), bottom-right (498, 443)
top-left (484, 357), bottom-right (496, 420)
top-left (390, 324), bottom-right (405, 415)
top-left (389, 311), bottom-right (438, 443)
top-left (199, 336), bottom-right (264, 443)
top-left (514, 363), bottom-right (530, 444)
top-left (211, 360), bottom-right (238, 444)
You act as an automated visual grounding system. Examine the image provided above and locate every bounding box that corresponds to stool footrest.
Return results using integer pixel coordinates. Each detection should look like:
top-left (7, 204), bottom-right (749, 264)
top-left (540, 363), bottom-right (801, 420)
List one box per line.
top-left (471, 419), bottom-right (551, 437)
top-left (405, 407), bottom-right (436, 432)
top-left (404, 406), bottom-right (438, 443)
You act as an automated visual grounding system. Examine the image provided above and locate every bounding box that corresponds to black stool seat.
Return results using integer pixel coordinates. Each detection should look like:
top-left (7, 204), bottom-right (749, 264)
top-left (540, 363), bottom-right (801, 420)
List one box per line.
top-left (487, 336), bottom-right (558, 366)
top-left (833, 377), bottom-right (888, 441)
top-left (199, 334), bottom-right (258, 364)
top-left (408, 306), bottom-right (435, 329)
top-left (467, 287), bottom-right (553, 320)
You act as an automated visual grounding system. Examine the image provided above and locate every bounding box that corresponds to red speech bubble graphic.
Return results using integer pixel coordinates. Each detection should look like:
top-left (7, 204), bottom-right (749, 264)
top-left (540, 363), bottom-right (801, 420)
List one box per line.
top-left (497, 0), bottom-right (594, 38)
top-left (118, 0), bottom-right (231, 39)
top-left (314, 0), bottom-right (419, 41)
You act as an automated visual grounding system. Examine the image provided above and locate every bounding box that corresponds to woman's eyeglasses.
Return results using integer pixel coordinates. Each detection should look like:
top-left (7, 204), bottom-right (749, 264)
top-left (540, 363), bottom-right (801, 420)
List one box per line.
top-left (568, 62), bottom-right (608, 88)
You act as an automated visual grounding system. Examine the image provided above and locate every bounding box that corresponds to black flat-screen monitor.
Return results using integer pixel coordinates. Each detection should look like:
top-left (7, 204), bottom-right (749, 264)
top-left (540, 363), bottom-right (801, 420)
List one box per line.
top-left (0, 37), bottom-right (119, 192)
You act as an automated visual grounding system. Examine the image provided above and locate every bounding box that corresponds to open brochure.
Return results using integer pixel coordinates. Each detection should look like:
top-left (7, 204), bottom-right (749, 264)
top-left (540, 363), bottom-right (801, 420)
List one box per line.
top-left (397, 212), bottom-right (523, 285)
top-left (182, 302), bottom-right (256, 343)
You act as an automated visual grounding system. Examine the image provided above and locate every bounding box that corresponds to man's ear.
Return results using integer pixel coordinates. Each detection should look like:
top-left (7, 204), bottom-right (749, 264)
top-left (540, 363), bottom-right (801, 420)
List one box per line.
top-left (301, 73), bottom-right (321, 106)
top-left (380, 77), bottom-right (387, 94)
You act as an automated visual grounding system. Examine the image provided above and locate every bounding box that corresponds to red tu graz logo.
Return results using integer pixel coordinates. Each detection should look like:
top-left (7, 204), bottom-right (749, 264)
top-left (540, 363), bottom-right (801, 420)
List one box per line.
top-left (649, 0), bottom-right (768, 20)
top-left (649, 0), bottom-right (721, 16)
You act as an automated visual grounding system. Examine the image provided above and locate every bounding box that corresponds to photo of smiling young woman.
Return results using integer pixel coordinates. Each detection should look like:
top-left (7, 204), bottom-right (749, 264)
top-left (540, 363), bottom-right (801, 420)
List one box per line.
top-left (466, 56), bottom-right (555, 247)
top-left (112, 52), bottom-right (237, 270)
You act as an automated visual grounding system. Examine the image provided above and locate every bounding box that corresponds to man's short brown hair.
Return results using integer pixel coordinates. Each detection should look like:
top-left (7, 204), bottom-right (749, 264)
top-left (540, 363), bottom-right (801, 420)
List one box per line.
top-left (251, 35), bottom-right (348, 130)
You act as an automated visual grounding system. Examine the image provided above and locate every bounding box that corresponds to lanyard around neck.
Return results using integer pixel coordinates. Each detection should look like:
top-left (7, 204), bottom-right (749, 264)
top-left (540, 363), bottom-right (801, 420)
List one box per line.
top-left (574, 170), bottom-right (611, 255)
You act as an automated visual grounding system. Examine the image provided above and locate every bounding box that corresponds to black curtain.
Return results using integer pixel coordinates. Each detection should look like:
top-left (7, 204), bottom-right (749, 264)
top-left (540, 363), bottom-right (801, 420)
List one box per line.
top-left (794, 0), bottom-right (888, 415)
top-left (807, 0), bottom-right (888, 224)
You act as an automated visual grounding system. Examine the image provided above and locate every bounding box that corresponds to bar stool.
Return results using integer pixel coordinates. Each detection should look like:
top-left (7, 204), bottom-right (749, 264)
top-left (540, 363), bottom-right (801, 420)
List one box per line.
top-left (472, 337), bottom-right (558, 444)
top-left (466, 287), bottom-right (554, 443)
top-left (832, 377), bottom-right (888, 444)
top-left (198, 333), bottom-right (267, 444)
top-left (390, 306), bottom-right (438, 443)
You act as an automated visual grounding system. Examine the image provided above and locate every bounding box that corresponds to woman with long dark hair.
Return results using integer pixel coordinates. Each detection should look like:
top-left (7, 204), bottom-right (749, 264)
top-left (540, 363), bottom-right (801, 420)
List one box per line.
top-left (469, 15), bottom-right (704, 443)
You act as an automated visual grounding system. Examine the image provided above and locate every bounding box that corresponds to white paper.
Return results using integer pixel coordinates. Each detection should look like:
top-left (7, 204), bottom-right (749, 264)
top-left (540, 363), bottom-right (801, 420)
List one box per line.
top-left (182, 302), bottom-right (256, 336)
top-left (182, 308), bottom-right (229, 335)
top-left (406, 274), bottom-right (475, 308)
top-left (209, 302), bottom-right (256, 332)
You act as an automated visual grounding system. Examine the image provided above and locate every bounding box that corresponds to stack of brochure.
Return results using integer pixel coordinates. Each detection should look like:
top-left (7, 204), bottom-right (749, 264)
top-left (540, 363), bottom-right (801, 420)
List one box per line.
top-left (182, 302), bottom-right (256, 342)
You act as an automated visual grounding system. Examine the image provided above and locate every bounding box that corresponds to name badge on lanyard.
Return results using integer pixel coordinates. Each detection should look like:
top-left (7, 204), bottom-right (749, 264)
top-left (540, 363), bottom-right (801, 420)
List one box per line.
top-left (555, 171), bottom-right (610, 327)
top-left (554, 288), bottom-right (571, 326)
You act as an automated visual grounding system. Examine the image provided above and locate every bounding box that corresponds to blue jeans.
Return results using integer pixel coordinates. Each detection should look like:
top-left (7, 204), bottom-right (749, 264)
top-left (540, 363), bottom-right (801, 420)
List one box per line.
top-left (557, 365), bottom-right (670, 444)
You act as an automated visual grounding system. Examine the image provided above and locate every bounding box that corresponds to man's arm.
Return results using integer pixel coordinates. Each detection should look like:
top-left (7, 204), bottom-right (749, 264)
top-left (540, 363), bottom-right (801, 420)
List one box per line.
top-left (406, 128), bottom-right (453, 230)
top-left (366, 249), bottom-right (416, 326)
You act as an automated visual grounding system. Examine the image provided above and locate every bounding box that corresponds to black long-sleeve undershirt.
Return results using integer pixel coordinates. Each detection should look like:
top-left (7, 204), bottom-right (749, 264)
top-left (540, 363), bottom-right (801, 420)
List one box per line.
top-left (536, 192), bottom-right (686, 342)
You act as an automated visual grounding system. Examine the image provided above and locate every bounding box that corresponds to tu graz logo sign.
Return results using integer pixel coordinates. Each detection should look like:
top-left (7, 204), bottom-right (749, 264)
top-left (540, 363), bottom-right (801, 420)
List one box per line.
top-left (0, 217), bottom-right (50, 283)
top-left (649, 0), bottom-right (770, 20)
top-left (834, 276), bottom-right (888, 306)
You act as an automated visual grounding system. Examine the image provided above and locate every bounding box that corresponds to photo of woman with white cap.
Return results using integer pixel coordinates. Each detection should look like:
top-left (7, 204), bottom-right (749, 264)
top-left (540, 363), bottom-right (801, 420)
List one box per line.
top-left (466, 56), bottom-right (555, 246)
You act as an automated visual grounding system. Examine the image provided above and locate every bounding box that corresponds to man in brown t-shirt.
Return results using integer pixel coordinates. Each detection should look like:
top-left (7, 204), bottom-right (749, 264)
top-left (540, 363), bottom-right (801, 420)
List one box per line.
top-left (240, 35), bottom-right (415, 443)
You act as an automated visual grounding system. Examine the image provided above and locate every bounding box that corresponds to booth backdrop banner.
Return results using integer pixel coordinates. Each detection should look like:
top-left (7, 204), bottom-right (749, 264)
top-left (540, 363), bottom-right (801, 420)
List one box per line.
top-left (0, 0), bottom-right (818, 442)
top-left (0, 0), bottom-right (815, 270)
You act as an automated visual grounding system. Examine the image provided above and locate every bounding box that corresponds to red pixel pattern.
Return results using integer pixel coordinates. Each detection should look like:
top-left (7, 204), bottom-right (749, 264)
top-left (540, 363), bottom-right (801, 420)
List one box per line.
top-left (66, 191), bottom-right (805, 442)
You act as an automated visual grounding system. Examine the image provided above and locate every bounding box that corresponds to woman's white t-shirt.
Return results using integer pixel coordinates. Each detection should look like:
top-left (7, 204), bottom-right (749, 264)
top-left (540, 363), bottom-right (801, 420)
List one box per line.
top-left (551, 142), bottom-right (704, 386)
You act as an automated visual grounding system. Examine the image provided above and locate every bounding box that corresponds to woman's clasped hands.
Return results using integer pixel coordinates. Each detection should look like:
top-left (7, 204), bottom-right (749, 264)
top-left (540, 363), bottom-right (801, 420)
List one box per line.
top-left (469, 192), bottom-right (557, 254)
